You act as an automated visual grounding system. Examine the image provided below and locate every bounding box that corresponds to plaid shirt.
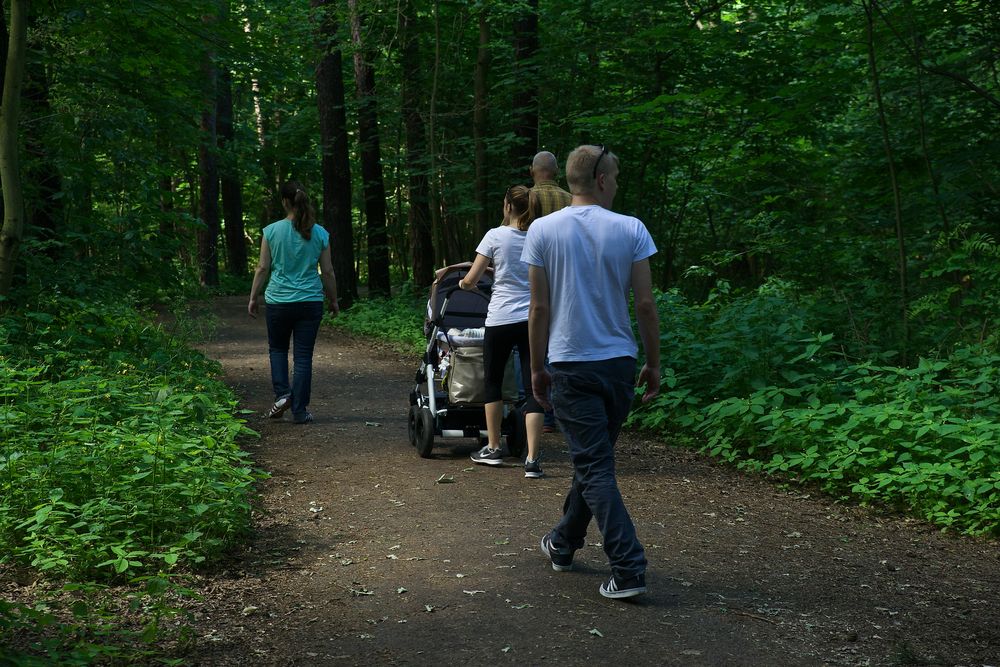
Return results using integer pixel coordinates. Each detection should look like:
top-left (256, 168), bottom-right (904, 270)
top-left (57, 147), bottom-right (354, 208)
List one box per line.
top-left (531, 180), bottom-right (572, 218)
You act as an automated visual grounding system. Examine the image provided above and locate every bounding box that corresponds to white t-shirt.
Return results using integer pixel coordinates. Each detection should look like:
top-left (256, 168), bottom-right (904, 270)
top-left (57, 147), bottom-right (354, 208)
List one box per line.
top-left (521, 205), bottom-right (656, 362)
top-left (475, 225), bottom-right (531, 327)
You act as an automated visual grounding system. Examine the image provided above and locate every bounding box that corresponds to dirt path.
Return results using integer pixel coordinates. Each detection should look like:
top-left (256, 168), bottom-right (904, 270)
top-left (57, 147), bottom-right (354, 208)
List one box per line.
top-left (187, 296), bottom-right (999, 666)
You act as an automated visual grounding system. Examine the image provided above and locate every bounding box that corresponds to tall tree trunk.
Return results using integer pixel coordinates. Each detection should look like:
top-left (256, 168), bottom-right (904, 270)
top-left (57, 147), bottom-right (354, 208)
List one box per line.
top-left (313, 0), bottom-right (357, 307)
top-left (400, 0), bottom-right (434, 287)
top-left (864, 0), bottom-right (908, 362)
top-left (0, 7), bottom-right (7, 232)
top-left (197, 5), bottom-right (221, 286)
top-left (217, 67), bottom-right (247, 278)
top-left (244, 16), bottom-right (278, 228)
top-left (349, 0), bottom-right (391, 297)
top-left (24, 55), bottom-right (60, 257)
top-left (427, 0), bottom-right (444, 267)
top-left (473, 6), bottom-right (491, 238)
top-left (0, 0), bottom-right (27, 301)
top-left (511, 0), bottom-right (539, 172)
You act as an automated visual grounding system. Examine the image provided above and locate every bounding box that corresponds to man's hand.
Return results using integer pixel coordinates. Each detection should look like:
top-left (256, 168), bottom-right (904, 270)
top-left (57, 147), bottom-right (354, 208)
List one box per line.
top-left (637, 364), bottom-right (660, 403)
top-left (328, 299), bottom-right (340, 317)
top-left (532, 368), bottom-right (553, 411)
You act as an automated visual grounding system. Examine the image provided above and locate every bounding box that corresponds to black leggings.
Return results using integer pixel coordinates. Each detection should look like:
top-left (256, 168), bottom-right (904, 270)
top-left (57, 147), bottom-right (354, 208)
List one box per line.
top-left (482, 321), bottom-right (543, 413)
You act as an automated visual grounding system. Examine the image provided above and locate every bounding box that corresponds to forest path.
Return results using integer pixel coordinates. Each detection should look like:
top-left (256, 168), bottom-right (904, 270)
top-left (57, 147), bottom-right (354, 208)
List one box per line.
top-left (187, 295), bottom-right (998, 666)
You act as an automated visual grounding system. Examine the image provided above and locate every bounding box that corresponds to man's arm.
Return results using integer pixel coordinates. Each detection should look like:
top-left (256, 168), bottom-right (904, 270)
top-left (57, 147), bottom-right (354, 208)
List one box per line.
top-left (528, 264), bottom-right (553, 410)
top-left (631, 258), bottom-right (660, 403)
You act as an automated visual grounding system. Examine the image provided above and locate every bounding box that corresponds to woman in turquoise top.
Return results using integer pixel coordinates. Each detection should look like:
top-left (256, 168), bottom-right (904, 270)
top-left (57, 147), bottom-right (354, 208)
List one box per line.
top-left (248, 181), bottom-right (339, 423)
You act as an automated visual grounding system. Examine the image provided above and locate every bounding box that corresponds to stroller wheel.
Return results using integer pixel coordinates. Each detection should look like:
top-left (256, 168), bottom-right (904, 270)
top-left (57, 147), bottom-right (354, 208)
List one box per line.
top-left (407, 406), bottom-right (418, 447)
top-left (415, 407), bottom-right (435, 458)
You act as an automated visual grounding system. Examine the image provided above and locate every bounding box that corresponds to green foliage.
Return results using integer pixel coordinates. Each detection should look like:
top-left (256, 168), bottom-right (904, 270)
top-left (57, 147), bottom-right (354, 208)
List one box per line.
top-left (0, 294), bottom-right (260, 579)
top-left (630, 284), bottom-right (1000, 536)
top-left (0, 287), bottom-right (260, 662)
top-left (328, 284), bottom-right (427, 355)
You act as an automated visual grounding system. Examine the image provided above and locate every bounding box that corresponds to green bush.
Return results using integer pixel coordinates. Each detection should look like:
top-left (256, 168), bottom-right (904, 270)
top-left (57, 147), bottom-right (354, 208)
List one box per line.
top-left (630, 282), bottom-right (1000, 536)
top-left (328, 284), bottom-right (427, 355)
top-left (0, 294), bottom-right (260, 580)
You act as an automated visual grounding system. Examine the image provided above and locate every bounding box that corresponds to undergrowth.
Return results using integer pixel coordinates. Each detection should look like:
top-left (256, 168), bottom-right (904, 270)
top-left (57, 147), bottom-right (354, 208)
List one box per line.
top-left (628, 281), bottom-right (1000, 537)
top-left (328, 283), bottom-right (426, 355)
top-left (0, 290), bottom-right (261, 662)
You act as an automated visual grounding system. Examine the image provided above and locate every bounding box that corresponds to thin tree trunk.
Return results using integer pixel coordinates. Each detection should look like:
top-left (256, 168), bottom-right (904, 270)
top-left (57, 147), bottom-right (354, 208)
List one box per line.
top-left (196, 4), bottom-right (222, 286)
top-left (244, 16), bottom-right (278, 228)
top-left (0, 7), bottom-right (8, 233)
top-left (217, 67), bottom-right (247, 278)
top-left (349, 0), bottom-right (391, 297)
top-left (313, 0), bottom-right (356, 307)
top-left (0, 0), bottom-right (28, 301)
top-left (24, 56), bottom-right (61, 257)
top-left (511, 0), bottom-right (539, 172)
top-left (428, 0), bottom-right (443, 267)
top-left (473, 6), bottom-right (491, 238)
top-left (399, 0), bottom-right (434, 286)
top-left (864, 0), bottom-right (908, 361)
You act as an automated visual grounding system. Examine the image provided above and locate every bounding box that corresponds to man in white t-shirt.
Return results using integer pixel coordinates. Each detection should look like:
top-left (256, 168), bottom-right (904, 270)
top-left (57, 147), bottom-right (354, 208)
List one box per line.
top-left (522, 144), bottom-right (660, 599)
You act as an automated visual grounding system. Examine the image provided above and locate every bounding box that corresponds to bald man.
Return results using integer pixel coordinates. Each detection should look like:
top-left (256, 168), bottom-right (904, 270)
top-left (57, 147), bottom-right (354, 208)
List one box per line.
top-left (527, 151), bottom-right (571, 434)
top-left (529, 151), bottom-right (572, 219)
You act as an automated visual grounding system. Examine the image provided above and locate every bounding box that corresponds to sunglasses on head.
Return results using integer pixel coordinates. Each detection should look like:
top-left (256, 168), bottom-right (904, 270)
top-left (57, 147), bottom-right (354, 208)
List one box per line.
top-left (592, 145), bottom-right (608, 179)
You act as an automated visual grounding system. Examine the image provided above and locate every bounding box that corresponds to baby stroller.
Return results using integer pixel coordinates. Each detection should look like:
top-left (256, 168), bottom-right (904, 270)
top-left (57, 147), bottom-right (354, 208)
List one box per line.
top-left (407, 262), bottom-right (527, 459)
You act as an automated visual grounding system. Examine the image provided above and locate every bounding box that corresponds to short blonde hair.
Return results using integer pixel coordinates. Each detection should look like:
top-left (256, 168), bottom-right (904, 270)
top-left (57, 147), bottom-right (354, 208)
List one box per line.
top-left (565, 145), bottom-right (618, 196)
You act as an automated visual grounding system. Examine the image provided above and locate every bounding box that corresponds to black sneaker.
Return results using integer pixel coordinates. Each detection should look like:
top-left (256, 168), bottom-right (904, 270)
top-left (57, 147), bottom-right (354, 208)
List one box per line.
top-left (266, 395), bottom-right (291, 419)
top-left (471, 445), bottom-right (503, 466)
top-left (524, 458), bottom-right (544, 478)
top-left (599, 574), bottom-right (647, 599)
top-left (293, 412), bottom-right (314, 424)
top-left (539, 535), bottom-right (573, 572)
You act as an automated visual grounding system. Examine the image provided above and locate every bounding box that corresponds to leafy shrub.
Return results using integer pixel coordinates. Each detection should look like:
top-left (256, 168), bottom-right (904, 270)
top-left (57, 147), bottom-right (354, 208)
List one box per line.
top-left (630, 282), bottom-right (1000, 536)
top-left (0, 294), bottom-right (260, 580)
top-left (329, 284), bottom-right (427, 355)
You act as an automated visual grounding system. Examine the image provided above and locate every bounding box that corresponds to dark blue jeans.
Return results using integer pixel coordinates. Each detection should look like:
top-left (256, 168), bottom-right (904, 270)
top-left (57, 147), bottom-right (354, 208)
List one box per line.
top-left (265, 301), bottom-right (324, 420)
top-left (548, 356), bottom-right (646, 580)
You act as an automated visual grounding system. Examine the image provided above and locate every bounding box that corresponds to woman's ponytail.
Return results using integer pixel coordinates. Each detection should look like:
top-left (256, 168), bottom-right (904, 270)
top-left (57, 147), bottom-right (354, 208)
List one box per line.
top-left (280, 180), bottom-right (315, 240)
top-left (506, 185), bottom-right (536, 232)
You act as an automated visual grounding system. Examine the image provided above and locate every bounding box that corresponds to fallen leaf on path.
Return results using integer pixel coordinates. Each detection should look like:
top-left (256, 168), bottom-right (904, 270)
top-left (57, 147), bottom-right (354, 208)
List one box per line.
top-left (241, 606), bottom-right (258, 616)
top-left (494, 538), bottom-right (510, 545)
top-left (589, 628), bottom-right (604, 637)
top-left (436, 474), bottom-right (454, 484)
top-left (455, 573), bottom-right (466, 578)
top-left (511, 603), bottom-right (532, 609)
top-left (501, 646), bottom-right (511, 653)
top-left (397, 587), bottom-right (407, 594)
top-left (386, 554), bottom-right (398, 559)
top-left (463, 590), bottom-right (486, 595)
top-left (365, 421), bottom-right (382, 427)
top-left (425, 605), bottom-right (434, 612)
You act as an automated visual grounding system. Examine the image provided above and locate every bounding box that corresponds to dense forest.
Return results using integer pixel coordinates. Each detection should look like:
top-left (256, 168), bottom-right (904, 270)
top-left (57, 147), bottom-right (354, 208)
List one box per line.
top-left (0, 0), bottom-right (996, 334)
top-left (1, 0), bottom-right (999, 660)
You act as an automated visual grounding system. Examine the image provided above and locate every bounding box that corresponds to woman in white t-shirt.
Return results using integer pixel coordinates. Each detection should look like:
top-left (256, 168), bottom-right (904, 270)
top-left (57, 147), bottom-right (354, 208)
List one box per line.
top-left (458, 185), bottom-right (545, 478)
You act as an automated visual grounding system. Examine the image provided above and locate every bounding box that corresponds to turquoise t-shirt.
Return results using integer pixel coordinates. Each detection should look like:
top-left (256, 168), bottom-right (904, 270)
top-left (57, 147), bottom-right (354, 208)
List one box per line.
top-left (263, 219), bottom-right (330, 304)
